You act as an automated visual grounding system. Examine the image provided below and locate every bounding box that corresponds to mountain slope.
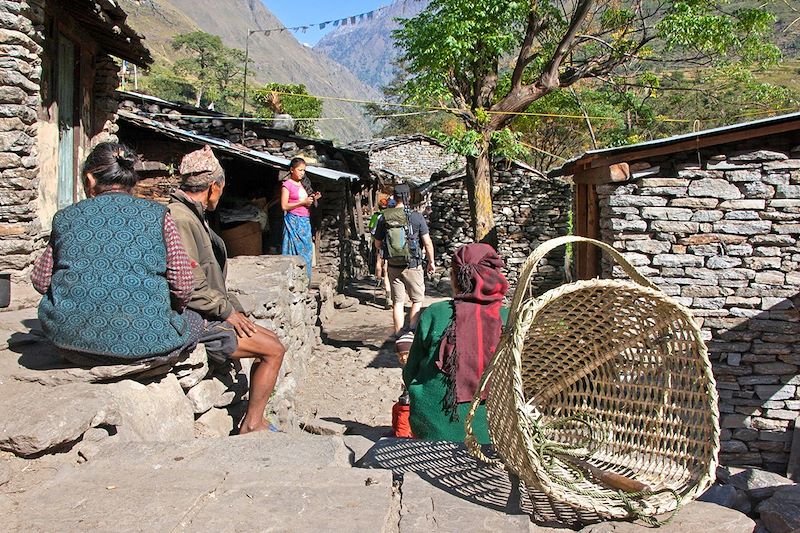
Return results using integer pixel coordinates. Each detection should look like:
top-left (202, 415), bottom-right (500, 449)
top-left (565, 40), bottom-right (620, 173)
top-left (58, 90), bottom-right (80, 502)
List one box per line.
top-left (120, 0), bottom-right (381, 143)
top-left (314, 0), bottom-right (429, 92)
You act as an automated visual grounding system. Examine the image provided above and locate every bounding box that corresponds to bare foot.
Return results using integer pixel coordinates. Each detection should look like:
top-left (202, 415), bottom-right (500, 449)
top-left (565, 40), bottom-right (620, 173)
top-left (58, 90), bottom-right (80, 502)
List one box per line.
top-left (238, 419), bottom-right (270, 435)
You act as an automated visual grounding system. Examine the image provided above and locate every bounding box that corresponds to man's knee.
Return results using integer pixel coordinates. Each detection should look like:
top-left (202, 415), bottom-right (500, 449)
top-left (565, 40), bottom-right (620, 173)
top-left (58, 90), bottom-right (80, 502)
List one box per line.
top-left (257, 330), bottom-right (285, 361)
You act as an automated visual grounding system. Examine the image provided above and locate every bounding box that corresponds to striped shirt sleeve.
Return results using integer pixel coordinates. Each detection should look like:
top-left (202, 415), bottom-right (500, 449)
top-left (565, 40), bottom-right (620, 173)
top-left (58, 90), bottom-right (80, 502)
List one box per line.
top-left (30, 243), bottom-right (54, 294)
top-left (164, 213), bottom-right (194, 310)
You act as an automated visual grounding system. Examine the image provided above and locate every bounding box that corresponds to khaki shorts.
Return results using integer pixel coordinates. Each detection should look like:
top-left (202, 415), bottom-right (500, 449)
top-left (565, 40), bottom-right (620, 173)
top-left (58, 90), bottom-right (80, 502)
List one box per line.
top-left (388, 265), bottom-right (425, 305)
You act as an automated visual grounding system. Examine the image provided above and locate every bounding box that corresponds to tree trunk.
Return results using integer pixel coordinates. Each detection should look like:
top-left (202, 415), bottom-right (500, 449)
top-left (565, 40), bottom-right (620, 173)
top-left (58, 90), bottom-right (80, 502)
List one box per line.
top-left (465, 136), bottom-right (496, 247)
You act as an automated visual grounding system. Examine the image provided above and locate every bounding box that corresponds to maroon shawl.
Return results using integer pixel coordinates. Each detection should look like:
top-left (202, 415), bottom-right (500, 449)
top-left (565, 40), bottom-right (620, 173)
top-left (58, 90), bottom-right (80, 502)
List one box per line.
top-left (436, 243), bottom-right (509, 415)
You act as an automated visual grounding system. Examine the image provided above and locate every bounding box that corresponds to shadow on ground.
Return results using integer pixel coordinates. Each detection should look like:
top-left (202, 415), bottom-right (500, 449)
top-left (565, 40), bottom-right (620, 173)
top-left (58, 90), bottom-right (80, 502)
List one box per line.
top-left (321, 417), bottom-right (392, 442)
top-left (356, 437), bottom-right (603, 529)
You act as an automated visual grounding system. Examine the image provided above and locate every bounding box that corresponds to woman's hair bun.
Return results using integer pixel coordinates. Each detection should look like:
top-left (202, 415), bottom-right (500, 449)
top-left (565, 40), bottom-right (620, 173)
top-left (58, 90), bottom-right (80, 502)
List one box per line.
top-left (116, 148), bottom-right (136, 171)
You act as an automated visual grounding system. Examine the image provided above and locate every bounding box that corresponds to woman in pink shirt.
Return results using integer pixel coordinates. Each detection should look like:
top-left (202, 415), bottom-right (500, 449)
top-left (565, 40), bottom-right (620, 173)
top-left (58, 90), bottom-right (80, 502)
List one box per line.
top-left (281, 157), bottom-right (320, 280)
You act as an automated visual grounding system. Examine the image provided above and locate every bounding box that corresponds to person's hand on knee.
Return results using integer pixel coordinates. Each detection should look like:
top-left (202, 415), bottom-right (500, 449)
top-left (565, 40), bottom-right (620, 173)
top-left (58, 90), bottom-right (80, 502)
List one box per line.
top-left (227, 311), bottom-right (257, 338)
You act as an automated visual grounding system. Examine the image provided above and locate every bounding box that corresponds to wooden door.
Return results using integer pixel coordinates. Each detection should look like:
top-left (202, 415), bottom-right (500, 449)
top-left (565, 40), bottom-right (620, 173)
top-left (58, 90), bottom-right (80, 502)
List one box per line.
top-left (56, 34), bottom-right (76, 208)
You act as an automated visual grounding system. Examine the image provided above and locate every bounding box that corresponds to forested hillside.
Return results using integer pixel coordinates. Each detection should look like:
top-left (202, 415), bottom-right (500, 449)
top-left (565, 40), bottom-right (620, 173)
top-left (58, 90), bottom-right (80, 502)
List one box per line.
top-left (119, 0), bottom-right (382, 142)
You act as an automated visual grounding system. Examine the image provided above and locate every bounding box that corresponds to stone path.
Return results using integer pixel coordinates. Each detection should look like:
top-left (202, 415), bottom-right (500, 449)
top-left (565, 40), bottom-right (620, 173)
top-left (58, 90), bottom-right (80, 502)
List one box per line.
top-left (0, 279), bottom-right (764, 532)
top-left (296, 278), bottom-right (419, 439)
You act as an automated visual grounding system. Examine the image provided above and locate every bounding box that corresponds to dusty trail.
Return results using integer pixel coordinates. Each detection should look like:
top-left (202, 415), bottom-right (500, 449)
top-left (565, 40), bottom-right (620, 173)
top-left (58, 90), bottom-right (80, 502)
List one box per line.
top-left (295, 278), bottom-right (446, 440)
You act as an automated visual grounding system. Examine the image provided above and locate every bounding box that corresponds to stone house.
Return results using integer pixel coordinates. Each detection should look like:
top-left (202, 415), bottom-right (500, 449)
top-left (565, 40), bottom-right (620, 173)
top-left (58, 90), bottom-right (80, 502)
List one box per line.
top-left (0, 0), bottom-right (150, 279)
top-left (552, 112), bottom-right (800, 475)
top-left (116, 111), bottom-right (363, 285)
top-left (348, 134), bottom-right (461, 208)
top-left (422, 160), bottom-right (572, 292)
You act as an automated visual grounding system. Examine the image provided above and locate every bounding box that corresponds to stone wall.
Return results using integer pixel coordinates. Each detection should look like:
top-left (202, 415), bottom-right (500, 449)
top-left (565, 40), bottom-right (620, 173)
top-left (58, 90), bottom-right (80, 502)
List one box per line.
top-left (366, 139), bottom-right (460, 184)
top-left (0, 1), bottom-right (128, 280)
top-left (225, 255), bottom-right (321, 429)
top-left (595, 140), bottom-right (800, 474)
top-left (428, 165), bottom-right (572, 293)
top-left (0, 0), bottom-right (45, 277)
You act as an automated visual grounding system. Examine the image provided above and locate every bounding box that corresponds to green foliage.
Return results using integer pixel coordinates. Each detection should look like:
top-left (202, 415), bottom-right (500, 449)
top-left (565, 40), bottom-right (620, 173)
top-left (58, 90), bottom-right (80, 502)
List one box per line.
top-left (429, 127), bottom-right (484, 157)
top-left (490, 128), bottom-right (528, 162)
top-left (395, 0), bottom-right (787, 173)
top-left (251, 83), bottom-right (322, 136)
top-left (139, 61), bottom-right (196, 103)
top-left (394, 0), bottom-right (530, 106)
top-left (658, 2), bottom-right (781, 64)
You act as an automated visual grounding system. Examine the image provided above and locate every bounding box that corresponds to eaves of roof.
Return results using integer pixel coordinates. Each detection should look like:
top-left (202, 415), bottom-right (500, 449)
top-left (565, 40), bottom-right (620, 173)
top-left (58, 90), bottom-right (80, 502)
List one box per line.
top-left (58, 1), bottom-right (151, 66)
top-left (117, 111), bottom-right (360, 182)
top-left (550, 111), bottom-right (800, 177)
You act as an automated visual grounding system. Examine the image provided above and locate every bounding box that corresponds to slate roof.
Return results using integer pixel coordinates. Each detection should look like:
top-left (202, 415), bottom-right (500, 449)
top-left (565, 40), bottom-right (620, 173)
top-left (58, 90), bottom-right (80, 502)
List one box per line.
top-left (62, 0), bottom-right (152, 65)
top-left (550, 111), bottom-right (800, 177)
top-left (118, 111), bottom-right (359, 182)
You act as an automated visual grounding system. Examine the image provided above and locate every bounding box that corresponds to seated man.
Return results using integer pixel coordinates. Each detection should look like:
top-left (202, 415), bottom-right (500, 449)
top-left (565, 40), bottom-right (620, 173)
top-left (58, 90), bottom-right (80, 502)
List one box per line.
top-left (168, 145), bottom-right (285, 435)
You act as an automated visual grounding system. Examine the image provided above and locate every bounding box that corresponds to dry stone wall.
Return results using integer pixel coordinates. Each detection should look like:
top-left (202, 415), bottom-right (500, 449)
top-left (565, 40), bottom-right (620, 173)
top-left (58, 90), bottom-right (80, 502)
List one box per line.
top-left (428, 166), bottom-right (572, 293)
top-left (226, 255), bottom-right (321, 430)
top-left (365, 140), bottom-right (460, 184)
top-left (0, 0), bottom-right (45, 276)
top-left (596, 141), bottom-right (800, 474)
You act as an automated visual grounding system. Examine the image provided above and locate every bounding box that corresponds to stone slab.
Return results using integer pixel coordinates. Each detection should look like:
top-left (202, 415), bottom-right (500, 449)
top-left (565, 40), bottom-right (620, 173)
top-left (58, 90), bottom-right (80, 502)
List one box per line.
top-left (185, 467), bottom-right (396, 533)
top-left (579, 501), bottom-right (755, 532)
top-left (9, 461), bottom-right (395, 532)
top-left (343, 434), bottom-right (379, 465)
top-left (0, 306), bottom-right (37, 351)
top-left (89, 432), bottom-right (356, 471)
top-left (400, 472), bottom-right (536, 532)
top-left (0, 380), bottom-right (120, 457)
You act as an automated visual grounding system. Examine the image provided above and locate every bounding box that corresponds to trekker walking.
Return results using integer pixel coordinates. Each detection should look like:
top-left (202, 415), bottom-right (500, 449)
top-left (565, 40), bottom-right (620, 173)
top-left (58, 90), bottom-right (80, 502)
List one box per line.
top-left (373, 183), bottom-right (435, 334)
top-left (168, 145), bottom-right (285, 435)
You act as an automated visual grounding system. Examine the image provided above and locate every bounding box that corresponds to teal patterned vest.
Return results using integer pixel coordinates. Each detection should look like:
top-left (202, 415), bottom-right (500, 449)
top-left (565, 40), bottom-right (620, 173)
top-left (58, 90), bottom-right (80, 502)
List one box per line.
top-left (38, 193), bottom-right (189, 359)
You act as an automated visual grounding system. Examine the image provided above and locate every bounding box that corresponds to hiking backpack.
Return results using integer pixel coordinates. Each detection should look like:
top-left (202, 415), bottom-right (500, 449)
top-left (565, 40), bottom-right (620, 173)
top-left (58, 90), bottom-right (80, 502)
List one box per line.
top-left (382, 207), bottom-right (416, 267)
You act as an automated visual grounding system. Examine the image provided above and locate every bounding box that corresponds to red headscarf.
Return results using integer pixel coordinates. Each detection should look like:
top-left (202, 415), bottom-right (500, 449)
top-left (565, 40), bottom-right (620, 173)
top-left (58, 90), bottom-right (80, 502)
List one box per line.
top-left (436, 243), bottom-right (509, 415)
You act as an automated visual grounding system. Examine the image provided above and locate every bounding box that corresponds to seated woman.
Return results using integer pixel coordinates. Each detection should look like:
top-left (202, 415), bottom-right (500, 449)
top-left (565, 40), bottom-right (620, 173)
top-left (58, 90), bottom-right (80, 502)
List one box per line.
top-left (31, 142), bottom-right (201, 366)
top-left (402, 243), bottom-right (509, 443)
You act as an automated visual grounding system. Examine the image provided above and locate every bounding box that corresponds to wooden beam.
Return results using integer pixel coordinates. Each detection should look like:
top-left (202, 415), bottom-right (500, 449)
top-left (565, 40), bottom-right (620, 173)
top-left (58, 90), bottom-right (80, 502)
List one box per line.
top-left (573, 183), bottom-right (601, 279)
top-left (572, 162), bottom-right (630, 184)
top-left (586, 183), bottom-right (600, 278)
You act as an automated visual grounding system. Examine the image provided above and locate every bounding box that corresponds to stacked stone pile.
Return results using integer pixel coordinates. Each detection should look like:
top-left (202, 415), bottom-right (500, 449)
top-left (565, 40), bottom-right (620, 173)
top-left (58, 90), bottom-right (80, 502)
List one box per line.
top-left (118, 98), bottom-right (341, 167)
top-left (360, 138), bottom-right (460, 184)
top-left (700, 465), bottom-right (799, 532)
top-left (0, 0), bottom-right (44, 275)
top-left (428, 166), bottom-right (571, 292)
top-left (596, 146), bottom-right (800, 473)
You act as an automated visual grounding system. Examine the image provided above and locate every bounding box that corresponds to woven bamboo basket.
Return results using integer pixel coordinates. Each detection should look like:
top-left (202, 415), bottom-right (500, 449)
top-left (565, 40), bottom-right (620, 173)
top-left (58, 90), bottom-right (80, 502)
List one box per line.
top-left (465, 236), bottom-right (720, 522)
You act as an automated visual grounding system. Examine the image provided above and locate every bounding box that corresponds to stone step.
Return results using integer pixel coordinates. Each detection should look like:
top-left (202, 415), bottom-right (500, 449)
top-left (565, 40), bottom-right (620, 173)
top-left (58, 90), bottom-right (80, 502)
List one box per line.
top-left (7, 463), bottom-right (395, 532)
top-left (88, 432), bottom-right (364, 470)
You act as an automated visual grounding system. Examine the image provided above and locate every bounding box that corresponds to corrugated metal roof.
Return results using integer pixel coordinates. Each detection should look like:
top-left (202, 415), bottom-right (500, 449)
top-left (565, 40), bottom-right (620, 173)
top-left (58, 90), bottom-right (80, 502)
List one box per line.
top-left (117, 111), bottom-right (360, 182)
top-left (551, 111), bottom-right (800, 177)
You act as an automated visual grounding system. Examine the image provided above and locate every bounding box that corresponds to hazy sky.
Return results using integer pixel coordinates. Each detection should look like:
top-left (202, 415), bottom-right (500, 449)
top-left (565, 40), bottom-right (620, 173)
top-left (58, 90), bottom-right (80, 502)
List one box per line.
top-left (262, 1), bottom-right (388, 46)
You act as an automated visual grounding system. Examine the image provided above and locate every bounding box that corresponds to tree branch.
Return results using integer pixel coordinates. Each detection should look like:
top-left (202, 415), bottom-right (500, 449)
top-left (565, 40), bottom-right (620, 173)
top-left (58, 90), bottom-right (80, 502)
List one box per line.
top-left (511, 10), bottom-right (547, 90)
top-left (539, 0), bottom-right (594, 90)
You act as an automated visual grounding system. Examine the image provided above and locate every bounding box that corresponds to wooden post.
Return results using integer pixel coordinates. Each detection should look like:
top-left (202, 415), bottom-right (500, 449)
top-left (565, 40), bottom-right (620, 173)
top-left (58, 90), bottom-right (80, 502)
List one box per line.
top-left (586, 183), bottom-right (600, 278)
top-left (353, 191), bottom-right (365, 235)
